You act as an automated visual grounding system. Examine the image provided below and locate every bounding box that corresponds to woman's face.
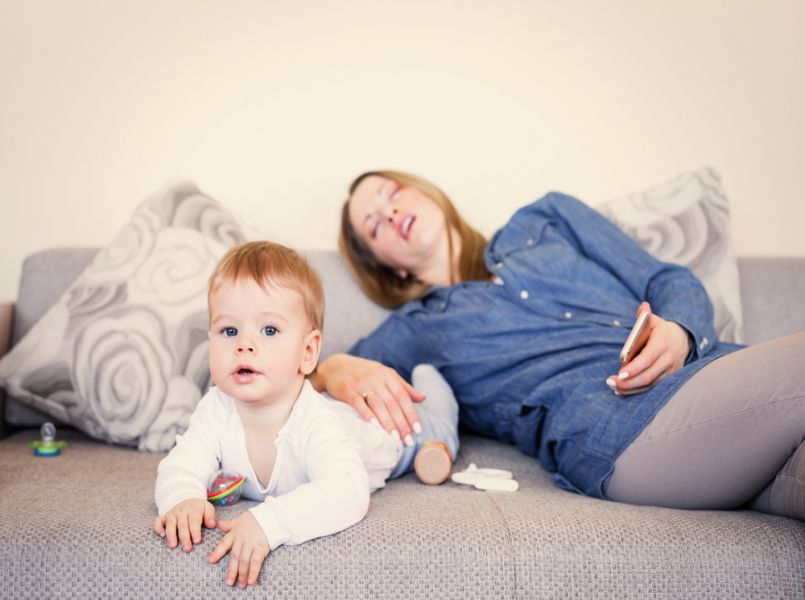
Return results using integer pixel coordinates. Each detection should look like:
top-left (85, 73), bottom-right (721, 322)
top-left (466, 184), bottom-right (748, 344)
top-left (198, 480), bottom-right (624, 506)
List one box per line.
top-left (348, 175), bottom-right (451, 283)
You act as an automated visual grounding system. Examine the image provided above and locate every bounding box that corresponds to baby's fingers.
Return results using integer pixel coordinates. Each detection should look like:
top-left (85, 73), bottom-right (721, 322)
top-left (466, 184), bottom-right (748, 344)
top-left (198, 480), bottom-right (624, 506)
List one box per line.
top-left (165, 514), bottom-right (179, 549)
top-left (153, 515), bottom-right (166, 538)
top-left (225, 543), bottom-right (242, 587)
top-left (177, 512), bottom-right (193, 552)
top-left (189, 510), bottom-right (204, 544)
top-left (237, 547), bottom-right (252, 589)
top-left (208, 531), bottom-right (233, 565)
top-left (203, 501), bottom-right (217, 529)
top-left (247, 548), bottom-right (269, 586)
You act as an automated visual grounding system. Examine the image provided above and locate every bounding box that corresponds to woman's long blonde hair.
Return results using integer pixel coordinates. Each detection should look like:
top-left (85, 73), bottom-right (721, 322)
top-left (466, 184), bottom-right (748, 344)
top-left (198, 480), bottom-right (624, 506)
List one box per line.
top-left (339, 170), bottom-right (491, 309)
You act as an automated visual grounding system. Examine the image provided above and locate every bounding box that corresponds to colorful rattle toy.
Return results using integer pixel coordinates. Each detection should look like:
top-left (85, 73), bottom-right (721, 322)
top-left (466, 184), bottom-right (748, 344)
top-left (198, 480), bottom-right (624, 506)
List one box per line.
top-left (207, 469), bottom-right (245, 506)
top-left (30, 422), bottom-right (67, 457)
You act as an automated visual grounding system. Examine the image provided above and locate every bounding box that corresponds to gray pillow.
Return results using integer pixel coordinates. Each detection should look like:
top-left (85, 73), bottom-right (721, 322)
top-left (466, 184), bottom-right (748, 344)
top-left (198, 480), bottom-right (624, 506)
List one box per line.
top-left (598, 167), bottom-right (744, 343)
top-left (0, 182), bottom-right (257, 451)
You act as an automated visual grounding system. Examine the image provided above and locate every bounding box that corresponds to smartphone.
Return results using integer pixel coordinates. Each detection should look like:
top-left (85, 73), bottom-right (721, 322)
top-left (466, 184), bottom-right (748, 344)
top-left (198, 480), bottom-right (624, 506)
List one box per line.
top-left (619, 311), bottom-right (650, 367)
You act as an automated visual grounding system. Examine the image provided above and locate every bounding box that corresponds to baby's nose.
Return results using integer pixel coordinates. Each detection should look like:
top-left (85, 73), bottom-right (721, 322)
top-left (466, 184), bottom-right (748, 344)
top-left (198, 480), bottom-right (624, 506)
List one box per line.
top-left (236, 343), bottom-right (255, 354)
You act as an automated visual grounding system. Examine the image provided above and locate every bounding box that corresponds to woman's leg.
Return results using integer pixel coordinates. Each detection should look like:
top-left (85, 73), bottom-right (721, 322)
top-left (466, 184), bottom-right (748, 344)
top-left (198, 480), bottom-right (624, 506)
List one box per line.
top-left (606, 332), bottom-right (805, 520)
top-left (748, 440), bottom-right (805, 520)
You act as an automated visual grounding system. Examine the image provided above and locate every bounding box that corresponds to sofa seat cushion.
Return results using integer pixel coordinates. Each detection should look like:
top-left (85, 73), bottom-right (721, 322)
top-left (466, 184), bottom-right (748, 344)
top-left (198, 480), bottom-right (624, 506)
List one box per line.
top-left (1, 430), bottom-right (802, 599)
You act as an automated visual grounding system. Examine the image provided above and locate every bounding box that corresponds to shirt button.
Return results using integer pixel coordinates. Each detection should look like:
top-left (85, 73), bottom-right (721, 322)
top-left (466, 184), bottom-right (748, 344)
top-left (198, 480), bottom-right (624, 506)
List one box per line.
top-left (526, 238), bottom-right (534, 246)
top-left (612, 319), bottom-right (621, 327)
top-left (495, 262), bottom-right (503, 269)
top-left (520, 290), bottom-right (529, 300)
top-left (564, 311), bottom-right (573, 319)
top-left (700, 337), bottom-right (709, 350)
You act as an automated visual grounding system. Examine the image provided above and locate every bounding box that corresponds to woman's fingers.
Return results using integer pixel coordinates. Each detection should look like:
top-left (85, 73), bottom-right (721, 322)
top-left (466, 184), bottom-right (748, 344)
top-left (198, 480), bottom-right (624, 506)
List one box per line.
top-left (619, 352), bottom-right (672, 391)
top-left (387, 378), bottom-right (422, 436)
top-left (348, 390), bottom-right (376, 422)
top-left (402, 379), bottom-right (426, 403)
top-left (364, 390), bottom-right (401, 437)
top-left (366, 383), bottom-right (419, 443)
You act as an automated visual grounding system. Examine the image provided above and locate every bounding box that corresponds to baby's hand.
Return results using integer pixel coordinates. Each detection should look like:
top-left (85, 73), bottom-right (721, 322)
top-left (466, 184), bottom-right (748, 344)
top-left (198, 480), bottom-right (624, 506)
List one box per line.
top-left (153, 498), bottom-right (217, 552)
top-left (208, 511), bottom-right (270, 589)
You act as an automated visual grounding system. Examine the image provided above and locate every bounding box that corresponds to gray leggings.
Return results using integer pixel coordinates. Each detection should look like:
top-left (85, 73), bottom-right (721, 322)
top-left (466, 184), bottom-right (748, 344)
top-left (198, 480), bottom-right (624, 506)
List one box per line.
top-left (606, 332), bottom-right (805, 521)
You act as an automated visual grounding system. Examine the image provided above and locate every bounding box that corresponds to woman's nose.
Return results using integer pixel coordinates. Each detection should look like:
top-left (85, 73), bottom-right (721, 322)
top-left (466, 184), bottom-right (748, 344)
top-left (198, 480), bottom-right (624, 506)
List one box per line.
top-left (383, 207), bottom-right (399, 223)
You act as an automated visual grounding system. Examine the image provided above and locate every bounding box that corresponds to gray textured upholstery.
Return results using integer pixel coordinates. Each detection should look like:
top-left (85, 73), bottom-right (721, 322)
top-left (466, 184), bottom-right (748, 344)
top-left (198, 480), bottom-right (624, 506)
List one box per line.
top-left (739, 257), bottom-right (805, 344)
top-left (1, 430), bottom-right (802, 599)
top-left (1, 248), bottom-right (804, 598)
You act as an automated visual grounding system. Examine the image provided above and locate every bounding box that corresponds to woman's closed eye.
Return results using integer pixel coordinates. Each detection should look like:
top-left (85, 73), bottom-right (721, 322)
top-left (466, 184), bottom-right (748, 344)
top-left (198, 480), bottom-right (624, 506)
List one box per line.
top-left (371, 219), bottom-right (381, 239)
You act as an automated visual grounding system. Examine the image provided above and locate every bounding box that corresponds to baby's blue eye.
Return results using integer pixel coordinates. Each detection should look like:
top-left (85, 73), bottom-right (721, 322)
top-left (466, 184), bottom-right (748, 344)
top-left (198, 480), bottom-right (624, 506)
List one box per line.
top-left (262, 326), bottom-right (277, 337)
top-left (221, 327), bottom-right (238, 337)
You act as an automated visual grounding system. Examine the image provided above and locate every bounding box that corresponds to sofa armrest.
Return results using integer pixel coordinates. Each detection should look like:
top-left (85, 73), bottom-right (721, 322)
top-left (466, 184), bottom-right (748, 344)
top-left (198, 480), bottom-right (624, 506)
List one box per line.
top-left (0, 302), bottom-right (14, 438)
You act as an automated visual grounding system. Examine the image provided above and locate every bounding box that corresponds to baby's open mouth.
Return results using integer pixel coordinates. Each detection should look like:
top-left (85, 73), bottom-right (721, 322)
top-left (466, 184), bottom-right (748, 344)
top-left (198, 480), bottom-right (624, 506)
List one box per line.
top-left (237, 368), bottom-right (255, 375)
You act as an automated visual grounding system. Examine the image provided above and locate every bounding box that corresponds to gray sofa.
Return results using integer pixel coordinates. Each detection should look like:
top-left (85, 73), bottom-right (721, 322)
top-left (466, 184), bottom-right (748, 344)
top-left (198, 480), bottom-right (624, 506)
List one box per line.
top-left (1, 248), bottom-right (803, 599)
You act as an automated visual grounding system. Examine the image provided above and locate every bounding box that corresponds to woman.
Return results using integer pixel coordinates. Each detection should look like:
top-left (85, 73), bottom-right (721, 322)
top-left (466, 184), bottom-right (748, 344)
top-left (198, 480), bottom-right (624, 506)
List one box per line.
top-left (311, 170), bottom-right (805, 520)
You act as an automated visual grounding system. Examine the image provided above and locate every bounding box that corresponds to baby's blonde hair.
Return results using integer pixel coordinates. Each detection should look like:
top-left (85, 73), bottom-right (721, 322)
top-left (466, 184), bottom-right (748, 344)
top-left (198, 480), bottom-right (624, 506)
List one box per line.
top-left (208, 241), bottom-right (324, 332)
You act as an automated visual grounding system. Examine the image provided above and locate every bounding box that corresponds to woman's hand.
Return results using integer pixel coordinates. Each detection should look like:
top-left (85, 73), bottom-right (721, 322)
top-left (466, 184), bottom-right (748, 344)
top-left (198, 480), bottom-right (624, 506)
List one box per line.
top-left (608, 302), bottom-right (692, 395)
top-left (312, 353), bottom-right (425, 442)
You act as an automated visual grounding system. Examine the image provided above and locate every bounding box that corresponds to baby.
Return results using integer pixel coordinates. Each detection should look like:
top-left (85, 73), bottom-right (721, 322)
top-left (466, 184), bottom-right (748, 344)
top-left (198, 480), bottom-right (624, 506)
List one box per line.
top-left (153, 241), bottom-right (459, 588)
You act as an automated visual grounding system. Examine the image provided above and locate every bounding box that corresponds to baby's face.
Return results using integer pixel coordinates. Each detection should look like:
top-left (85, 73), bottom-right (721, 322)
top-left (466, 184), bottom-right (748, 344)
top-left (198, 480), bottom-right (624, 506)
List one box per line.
top-left (208, 278), bottom-right (317, 407)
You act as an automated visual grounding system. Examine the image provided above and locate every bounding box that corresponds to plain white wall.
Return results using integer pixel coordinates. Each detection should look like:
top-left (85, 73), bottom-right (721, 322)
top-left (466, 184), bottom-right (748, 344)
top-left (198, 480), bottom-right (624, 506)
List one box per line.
top-left (1, 0), bottom-right (804, 301)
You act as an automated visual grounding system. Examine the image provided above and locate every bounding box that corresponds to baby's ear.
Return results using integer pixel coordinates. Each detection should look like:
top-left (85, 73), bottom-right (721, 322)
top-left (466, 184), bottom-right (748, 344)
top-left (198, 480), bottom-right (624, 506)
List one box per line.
top-left (299, 329), bottom-right (322, 376)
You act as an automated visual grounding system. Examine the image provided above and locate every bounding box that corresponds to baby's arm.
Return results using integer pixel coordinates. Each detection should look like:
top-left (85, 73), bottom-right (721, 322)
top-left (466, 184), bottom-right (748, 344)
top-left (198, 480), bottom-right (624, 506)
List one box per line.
top-left (248, 412), bottom-right (370, 547)
top-left (153, 393), bottom-right (221, 551)
top-left (207, 408), bottom-right (369, 588)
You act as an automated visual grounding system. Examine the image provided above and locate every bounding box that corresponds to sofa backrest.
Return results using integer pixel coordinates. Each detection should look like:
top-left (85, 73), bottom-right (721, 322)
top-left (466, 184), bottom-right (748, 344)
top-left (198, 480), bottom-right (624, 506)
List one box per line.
top-left (4, 247), bottom-right (390, 427)
top-left (4, 248), bottom-right (805, 427)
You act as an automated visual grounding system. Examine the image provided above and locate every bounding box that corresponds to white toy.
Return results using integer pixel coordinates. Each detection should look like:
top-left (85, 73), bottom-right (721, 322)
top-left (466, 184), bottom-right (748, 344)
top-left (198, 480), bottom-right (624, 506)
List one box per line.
top-left (451, 463), bottom-right (519, 492)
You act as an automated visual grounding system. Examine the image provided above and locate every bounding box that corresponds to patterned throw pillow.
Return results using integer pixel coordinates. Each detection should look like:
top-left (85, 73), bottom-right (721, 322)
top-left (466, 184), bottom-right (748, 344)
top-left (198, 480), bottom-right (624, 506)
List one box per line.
top-left (597, 167), bottom-right (744, 343)
top-left (0, 182), bottom-right (257, 451)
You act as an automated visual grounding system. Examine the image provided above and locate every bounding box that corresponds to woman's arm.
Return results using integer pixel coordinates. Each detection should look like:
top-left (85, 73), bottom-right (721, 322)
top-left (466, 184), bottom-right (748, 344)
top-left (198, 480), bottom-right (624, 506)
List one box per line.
top-left (311, 353), bottom-right (425, 439)
top-left (526, 193), bottom-right (715, 391)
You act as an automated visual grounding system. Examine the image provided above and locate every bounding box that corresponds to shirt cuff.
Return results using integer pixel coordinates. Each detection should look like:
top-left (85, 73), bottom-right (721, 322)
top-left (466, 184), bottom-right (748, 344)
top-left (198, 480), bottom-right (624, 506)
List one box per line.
top-left (250, 501), bottom-right (291, 551)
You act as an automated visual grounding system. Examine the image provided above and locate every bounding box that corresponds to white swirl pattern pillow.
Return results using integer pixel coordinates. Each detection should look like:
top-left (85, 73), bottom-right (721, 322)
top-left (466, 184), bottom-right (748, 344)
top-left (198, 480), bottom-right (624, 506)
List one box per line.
top-left (597, 167), bottom-right (744, 343)
top-left (0, 182), bottom-right (257, 451)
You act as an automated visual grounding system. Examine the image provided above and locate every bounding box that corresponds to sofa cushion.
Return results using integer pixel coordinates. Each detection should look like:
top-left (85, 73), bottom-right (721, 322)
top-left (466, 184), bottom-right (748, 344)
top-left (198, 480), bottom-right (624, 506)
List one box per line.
top-left (0, 182), bottom-right (259, 450)
top-left (0, 429), bottom-right (802, 598)
top-left (598, 167), bottom-right (744, 343)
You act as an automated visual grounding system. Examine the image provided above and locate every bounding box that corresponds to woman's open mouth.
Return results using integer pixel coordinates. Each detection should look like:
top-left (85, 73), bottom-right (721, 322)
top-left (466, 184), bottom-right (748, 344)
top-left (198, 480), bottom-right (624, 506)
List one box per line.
top-left (399, 215), bottom-right (415, 240)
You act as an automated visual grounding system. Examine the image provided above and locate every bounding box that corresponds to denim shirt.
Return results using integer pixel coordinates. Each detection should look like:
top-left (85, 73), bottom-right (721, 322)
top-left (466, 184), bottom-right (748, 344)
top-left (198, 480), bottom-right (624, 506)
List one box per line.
top-left (349, 192), bottom-right (742, 498)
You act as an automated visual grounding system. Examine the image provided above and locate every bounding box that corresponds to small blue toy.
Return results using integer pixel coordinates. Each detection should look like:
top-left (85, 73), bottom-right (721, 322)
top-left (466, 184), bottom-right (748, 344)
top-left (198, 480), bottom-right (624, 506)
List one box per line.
top-left (207, 469), bottom-right (245, 506)
top-left (30, 422), bottom-right (67, 457)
